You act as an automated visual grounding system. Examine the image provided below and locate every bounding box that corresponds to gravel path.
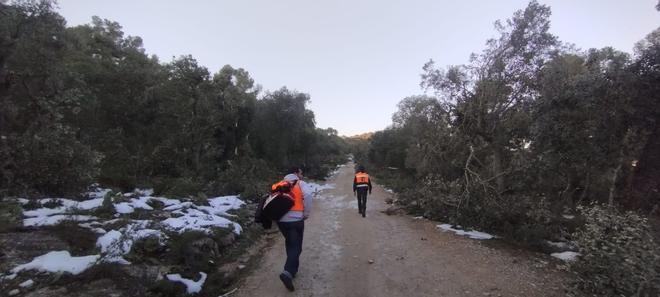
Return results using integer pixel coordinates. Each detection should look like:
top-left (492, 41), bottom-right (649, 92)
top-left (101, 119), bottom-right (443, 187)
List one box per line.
top-left (234, 163), bottom-right (572, 297)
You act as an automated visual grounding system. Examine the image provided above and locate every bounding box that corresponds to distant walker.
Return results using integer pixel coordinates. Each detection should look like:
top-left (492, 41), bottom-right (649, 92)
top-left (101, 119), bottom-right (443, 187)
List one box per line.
top-left (353, 165), bottom-right (372, 218)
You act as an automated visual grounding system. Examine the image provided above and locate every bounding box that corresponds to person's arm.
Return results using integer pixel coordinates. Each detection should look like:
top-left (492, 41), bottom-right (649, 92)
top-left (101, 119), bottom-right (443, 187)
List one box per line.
top-left (301, 182), bottom-right (312, 219)
top-left (353, 176), bottom-right (357, 194)
top-left (368, 177), bottom-right (372, 194)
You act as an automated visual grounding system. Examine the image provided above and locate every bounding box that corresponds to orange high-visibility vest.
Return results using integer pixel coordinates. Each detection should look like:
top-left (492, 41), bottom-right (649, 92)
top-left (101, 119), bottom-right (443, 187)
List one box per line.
top-left (271, 180), bottom-right (304, 211)
top-left (355, 172), bottom-right (370, 184)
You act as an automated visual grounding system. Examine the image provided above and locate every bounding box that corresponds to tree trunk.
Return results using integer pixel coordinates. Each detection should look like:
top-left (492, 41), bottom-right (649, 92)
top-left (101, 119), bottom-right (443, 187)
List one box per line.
top-left (492, 149), bottom-right (504, 193)
top-left (608, 162), bottom-right (622, 206)
top-left (630, 123), bottom-right (660, 211)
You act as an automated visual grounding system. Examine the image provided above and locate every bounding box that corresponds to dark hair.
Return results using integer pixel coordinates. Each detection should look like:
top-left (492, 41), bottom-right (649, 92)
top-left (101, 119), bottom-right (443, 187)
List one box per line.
top-left (288, 166), bottom-right (301, 175)
top-left (357, 165), bottom-right (366, 172)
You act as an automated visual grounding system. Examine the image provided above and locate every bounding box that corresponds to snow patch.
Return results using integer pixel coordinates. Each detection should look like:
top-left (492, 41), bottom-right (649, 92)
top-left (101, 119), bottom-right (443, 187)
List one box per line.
top-left (436, 224), bottom-right (495, 240)
top-left (134, 188), bottom-right (154, 196)
top-left (551, 251), bottom-right (580, 262)
top-left (0, 273), bottom-right (17, 282)
top-left (10, 251), bottom-right (99, 275)
top-left (85, 184), bottom-right (112, 199)
top-left (304, 182), bottom-right (335, 193)
top-left (19, 279), bottom-right (34, 288)
top-left (114, 202), bottom-right (135, 214)
top-left (166, 272), bottom-right (207, 294)
top-left (162, 208), bottom-right (242, 235)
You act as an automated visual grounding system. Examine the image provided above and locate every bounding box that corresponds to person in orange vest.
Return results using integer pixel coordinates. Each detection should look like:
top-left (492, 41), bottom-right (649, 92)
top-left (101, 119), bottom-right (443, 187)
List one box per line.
top-left (353, 165), bottom-right (372, 217)
top-left (274, 166), bottom-right (311, 292)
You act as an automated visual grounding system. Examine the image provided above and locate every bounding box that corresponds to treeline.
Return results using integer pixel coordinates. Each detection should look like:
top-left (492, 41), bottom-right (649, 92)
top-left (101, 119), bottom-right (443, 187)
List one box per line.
top-left (0, 1), bottom-right (347, 199)
top-left (353, 1), bottom-right (659, 295)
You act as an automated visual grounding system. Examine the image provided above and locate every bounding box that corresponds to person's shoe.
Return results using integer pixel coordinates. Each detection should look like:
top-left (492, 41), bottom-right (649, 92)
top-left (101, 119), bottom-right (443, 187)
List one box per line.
top-left (279, 272), bottom-right (295, 291)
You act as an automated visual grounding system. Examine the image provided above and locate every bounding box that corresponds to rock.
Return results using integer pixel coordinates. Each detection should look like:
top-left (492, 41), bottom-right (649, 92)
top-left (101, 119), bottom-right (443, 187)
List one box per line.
top-left (184, 237), bottom-right (220, 269)
top-left (421, 237), bottom-right (427, 241)
top-left (122, 264), bottom-right (163, 281)
top-left (218, 232), bottom-right (236, 247)
top-left (368, 259), bottom-right (374, 264)
top-left (238, 265), bottom-right (246, 270)
top-left (9, 289), bottom-right (20, 296)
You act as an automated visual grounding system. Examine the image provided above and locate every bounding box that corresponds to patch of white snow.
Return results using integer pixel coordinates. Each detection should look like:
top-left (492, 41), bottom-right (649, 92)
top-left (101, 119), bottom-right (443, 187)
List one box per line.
top-left (551, 251), bottom-right (580, 262)
top-left (437, 224), bottom-right (496, 240)
top-left (10, 251), bottom-right (99, 275)
top-left (166, 272), bottom-right (207, 294)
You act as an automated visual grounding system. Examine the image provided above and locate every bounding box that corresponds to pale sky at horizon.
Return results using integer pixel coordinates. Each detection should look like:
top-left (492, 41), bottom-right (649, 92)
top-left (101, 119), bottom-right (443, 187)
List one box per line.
top-left (56, 0), bottom-right (659, 136)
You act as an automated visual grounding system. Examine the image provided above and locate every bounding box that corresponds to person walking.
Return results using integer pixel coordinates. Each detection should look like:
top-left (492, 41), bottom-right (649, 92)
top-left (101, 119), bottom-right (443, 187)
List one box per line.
top-left (353, 165), bottom-right (372, 217)
top-left (274, 166), bottom-right (311, 292)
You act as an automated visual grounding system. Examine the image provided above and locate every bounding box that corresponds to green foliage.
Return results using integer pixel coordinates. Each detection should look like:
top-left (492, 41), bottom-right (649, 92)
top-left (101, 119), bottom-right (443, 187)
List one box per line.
top-left (166, 230), bottom-right (218, 271)
top-left (572, 205), bottom-right (660, 296)
top-left (94, 191), bottom-right (119, 218)
top-left (47, 220), bottom-right (98, 255)
top-left (155, 177), bottom-right (204, 199)
top-left (364, 1), bottom-right (660, 257)
top-left (0, 200), bottom-right (22, 232)
top-left (1, 1), bottom-right (345, 200)
top-left (0, 1), bottom-right (101, 197)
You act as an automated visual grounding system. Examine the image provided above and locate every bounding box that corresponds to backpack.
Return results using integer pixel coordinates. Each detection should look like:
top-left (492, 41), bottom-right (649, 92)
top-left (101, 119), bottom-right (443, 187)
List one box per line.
top-left (254, 180), bottom-right (297, 229)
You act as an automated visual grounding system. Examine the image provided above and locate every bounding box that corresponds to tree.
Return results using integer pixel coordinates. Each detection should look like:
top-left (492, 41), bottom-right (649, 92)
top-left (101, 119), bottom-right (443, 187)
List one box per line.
top-left (0, 0), bottom-right (99, 196)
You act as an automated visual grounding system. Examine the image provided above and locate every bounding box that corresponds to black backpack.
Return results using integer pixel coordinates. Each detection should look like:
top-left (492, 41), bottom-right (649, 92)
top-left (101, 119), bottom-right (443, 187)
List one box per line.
top-left (254, 180), bottom-right (297, 229)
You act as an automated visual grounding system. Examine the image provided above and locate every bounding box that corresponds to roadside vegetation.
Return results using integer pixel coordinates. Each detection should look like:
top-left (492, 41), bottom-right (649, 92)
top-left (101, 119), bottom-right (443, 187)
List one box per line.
top-left (349, 1), bottom-right (660, 296)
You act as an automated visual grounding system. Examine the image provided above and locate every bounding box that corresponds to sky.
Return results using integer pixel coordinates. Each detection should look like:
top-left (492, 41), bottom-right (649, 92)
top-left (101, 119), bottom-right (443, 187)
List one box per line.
top-left (55, 0), bottom-right (660, 136)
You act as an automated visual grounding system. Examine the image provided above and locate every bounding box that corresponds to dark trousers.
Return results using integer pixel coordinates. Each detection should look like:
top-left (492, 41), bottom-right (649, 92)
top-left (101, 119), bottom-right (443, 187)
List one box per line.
top-left (277, 220), bottom-right (304, 276)
top-left (356, 188), bottom-right (368, 215)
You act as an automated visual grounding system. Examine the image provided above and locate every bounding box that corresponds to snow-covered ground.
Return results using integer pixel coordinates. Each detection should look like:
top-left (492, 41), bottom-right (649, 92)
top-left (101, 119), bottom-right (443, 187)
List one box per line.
top-left (436, 224), bottom-right (496, 240)
top-left (6, 187), bottom-right (246, 281)
top-left (302, 181), bottom-right (335, 196)
top-left (10, 251), bottom-right (100, 275)
top-left (4, 179), bottom-right (337, 293)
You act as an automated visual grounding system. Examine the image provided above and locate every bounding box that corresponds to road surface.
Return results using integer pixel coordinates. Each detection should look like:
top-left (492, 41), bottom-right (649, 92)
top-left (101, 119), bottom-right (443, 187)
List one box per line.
top-left (234, 163), bottom-right (571, 297)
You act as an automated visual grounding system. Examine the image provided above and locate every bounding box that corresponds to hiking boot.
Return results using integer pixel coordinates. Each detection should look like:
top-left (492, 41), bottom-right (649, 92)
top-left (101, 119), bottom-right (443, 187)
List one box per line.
top-left (279, 272), bottom-right (295, 291)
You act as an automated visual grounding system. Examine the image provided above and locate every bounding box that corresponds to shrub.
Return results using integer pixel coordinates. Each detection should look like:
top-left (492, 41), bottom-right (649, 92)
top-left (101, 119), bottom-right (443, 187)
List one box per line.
top-left (94, 191), bottom-right (121, 218)
top-left (572, 204), bottom-right (660, 296)
top-left (0, 200), bottom-right (22, 232)
top-left (5, 127), bottom-right (101, 197)
top-left (47, 220), bottom-right (98, 255)
top-left (155, 177), bottom-right (203, 198)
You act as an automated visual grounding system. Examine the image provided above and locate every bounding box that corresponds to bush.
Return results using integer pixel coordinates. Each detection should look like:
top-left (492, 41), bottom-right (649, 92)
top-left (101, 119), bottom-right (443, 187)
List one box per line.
top-left (155, 177), bottom-right (204, 198)
top-left (167, 230), bottom-right (218, 271)
top-left (47, 220), bottom-right (98, 255)
top-left (0, 200), bottom-right (22, 232)
top-left (211, 156), bottom-right (276, 201)
top-left (572, 204), bottom-right (660, 296)
top-left (5, 127), bottom-right (101, 197)
top-left (94, 191), bottom-right (121, 218)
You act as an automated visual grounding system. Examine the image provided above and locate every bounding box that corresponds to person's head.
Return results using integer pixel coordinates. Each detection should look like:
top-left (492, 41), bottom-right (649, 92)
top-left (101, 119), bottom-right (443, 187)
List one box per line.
top-left (288, 166), bottom-right (303, 179)
top-left (357, 165), bottom-right (366, 173)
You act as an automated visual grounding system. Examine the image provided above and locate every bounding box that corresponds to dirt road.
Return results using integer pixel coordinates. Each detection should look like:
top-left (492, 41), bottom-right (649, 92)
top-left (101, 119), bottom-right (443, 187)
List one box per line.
top-left (234, 163), bottom-right (571, 297)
